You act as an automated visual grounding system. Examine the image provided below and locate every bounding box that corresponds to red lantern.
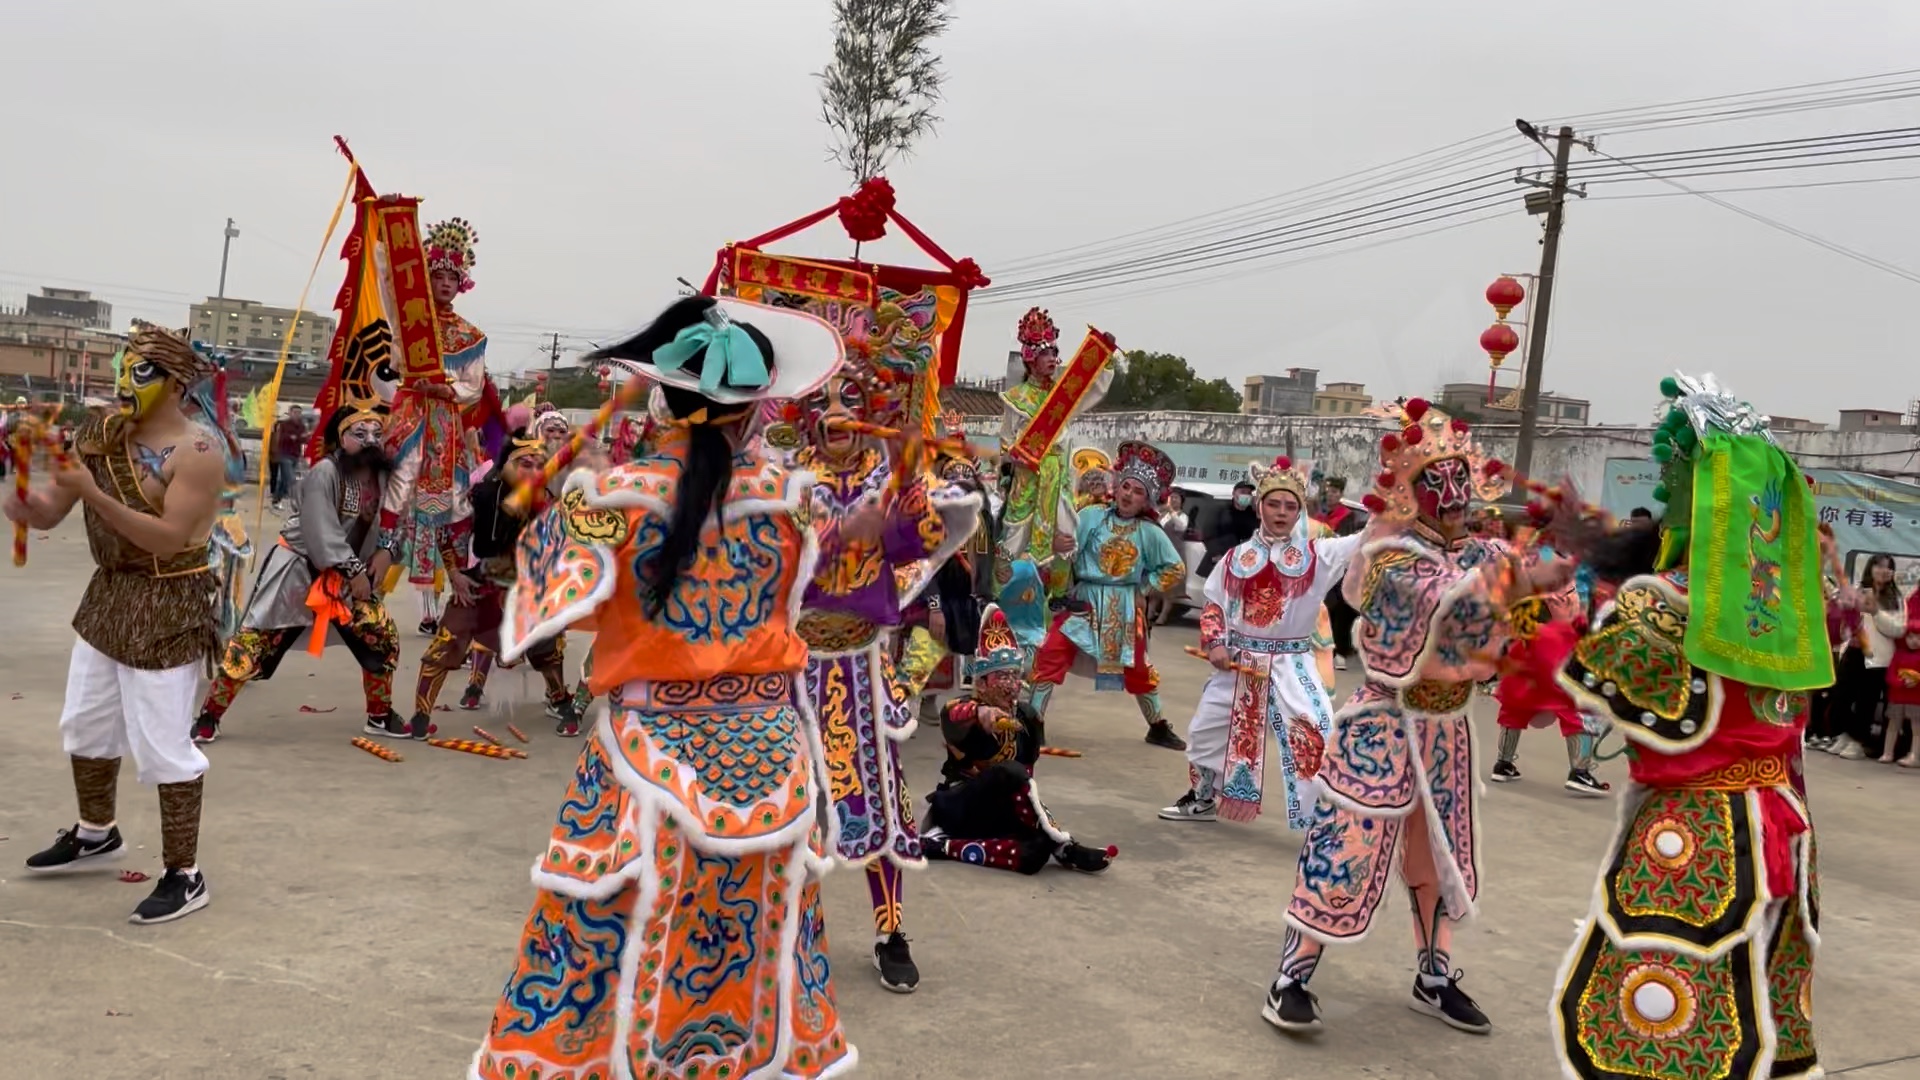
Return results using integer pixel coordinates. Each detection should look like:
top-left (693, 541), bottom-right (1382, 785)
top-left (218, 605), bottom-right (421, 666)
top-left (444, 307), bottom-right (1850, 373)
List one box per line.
top-left (1480, 322), bottom-right (1519, 368)
top-left (1486, 276), bottom-right (1525, 320)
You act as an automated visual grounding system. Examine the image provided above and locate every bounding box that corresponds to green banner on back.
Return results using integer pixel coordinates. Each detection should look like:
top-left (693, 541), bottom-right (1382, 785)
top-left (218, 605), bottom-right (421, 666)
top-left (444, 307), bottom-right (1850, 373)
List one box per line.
top-left (1685, 431), bottom-right (1834, 690)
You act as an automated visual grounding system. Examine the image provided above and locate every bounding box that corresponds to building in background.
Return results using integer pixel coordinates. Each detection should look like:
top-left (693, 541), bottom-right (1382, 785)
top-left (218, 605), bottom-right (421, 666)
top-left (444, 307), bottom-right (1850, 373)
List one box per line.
top-left (1838, 408), bottom-right (1907, 433)
top-left (1434, 381), bottom-right (1591, 426)
top-left (24, 287), bottom-right (112, 328)
top-left (1242, 368), bottom-right (1319, 416)
top-left (1313, 380), bottom-right (1371, 416)
top-left (0, 289), bottom-right (126, 395)
top-left (189, 297), bottom-right (335, 362)
top-left (1768, 415), bottom-right (1828, 432)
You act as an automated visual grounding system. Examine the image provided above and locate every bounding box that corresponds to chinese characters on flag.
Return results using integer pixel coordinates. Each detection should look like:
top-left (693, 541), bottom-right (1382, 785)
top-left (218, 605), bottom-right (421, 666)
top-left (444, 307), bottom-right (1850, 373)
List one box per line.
top-left (376, 199), bottom-right (446, 386)
top-left (1007, 328), bottom-right (1118, 470)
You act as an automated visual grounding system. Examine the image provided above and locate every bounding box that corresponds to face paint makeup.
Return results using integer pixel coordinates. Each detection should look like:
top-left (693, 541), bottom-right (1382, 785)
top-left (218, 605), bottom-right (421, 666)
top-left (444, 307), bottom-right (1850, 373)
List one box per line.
top-left (1414, 457), bottom-right (1473, 519)
top-left (117, 356), bottom-right (169, 420)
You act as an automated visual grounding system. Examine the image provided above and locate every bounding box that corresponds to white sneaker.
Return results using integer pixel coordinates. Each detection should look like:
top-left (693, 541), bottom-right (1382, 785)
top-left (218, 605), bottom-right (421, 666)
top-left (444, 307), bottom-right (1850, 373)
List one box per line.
top-left (1158, 792), bottom-right (1218, 822)
top-left (1834, 736), bottom-right (1867, 761)
top-left (1333, 655), bottom-right (1348, 672)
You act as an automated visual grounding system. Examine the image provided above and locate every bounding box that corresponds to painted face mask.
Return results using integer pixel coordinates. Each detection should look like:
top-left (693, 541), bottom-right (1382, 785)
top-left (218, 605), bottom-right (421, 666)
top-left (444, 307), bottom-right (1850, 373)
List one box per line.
top-left (115, 351), bottom-right (170, 420)
top-left (1414, 457), bottom-right (1473, 518)
top-left (342, 419), bottom-right (385, 452)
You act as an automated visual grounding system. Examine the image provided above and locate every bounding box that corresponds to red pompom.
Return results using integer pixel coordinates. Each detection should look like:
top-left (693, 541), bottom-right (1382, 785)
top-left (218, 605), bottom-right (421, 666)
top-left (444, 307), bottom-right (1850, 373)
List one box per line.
top-left (1381, 434), bottom-right (1401, 453)
top-left (1104, 845), bottom-right (1120, 858)
top-left (950, 257), bottom-right (991, 289)
top-left (1376, 470), bottom-right (1397, 489)
top-left (1275, 455), bottom-right (1292, 469)
top-left (1362, 493), bottom-right (1387, 513)
top-left (1451, 418), bottom-right (1470, 434)
top-left (1483, 459), bottom-right (1505, 477)
top-left (1403, 426), bottom-right (1424, 445)
top-left (1404, 398), bottom-right (1430, 422)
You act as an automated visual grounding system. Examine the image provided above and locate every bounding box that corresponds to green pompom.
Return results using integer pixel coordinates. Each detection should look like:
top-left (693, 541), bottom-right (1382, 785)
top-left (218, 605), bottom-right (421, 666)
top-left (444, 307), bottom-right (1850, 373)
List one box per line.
top-left (1659, 376), bottom-right (1680, 398)
top-left (1652, 443), bottom-right (1674, 462)
top-left (1676, 426), bottom-right (1698, 450)
top-left (1652, 484), bottom-right (1669, 503)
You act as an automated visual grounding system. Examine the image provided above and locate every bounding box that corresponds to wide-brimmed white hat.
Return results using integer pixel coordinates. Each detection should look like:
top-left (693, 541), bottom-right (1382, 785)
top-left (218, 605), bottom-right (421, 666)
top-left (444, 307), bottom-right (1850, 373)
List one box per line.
top-left (634, 296), bottom-right (845, 406)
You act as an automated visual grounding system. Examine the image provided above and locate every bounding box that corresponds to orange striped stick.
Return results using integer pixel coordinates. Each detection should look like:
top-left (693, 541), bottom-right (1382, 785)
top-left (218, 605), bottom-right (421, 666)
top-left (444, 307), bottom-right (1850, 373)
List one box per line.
top-left (1038, 746), bottom-right (1084, 758)
top-left (471, 726), bottom-right (502, 746)
top-left (427, 738), bottom-right (527, 760)
top-left (1183, 645), bottom-right (1264, 678)
top-left (506, 724), bottom-right (530, 744)
top-left (506, 376), bottom-right (650, 515)
top-left (351, 736), bottom-right (403, 763)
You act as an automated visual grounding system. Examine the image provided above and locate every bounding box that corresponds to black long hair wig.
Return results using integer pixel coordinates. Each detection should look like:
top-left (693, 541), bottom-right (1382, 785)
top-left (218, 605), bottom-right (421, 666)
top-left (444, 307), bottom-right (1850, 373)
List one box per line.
top-left (587, 296), bottom-right (772, 615)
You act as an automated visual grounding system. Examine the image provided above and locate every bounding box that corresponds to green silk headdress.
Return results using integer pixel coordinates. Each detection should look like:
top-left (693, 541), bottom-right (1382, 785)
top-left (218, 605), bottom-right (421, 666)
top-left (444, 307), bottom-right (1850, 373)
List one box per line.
top-left (1649, 373), bottom-right (1833, 691)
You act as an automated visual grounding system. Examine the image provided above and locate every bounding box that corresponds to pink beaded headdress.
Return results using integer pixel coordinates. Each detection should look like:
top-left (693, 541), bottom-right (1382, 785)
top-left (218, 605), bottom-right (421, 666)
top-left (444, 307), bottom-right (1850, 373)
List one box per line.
top-left (1016, 307), bottom-right (1059, 368)
top-left (424, 218), bottom-right (478, 293)
top-left (1363, 398), bottom-right (1509, 522)
top-left (1113, 440), bottom-right (1175, 503)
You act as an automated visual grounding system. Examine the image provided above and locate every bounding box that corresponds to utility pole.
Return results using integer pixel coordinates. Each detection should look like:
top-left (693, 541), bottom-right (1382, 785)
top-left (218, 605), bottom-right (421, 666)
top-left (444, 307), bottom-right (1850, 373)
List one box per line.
top-left (217, 218), bottom-right (240, 301)
top-left (1511, 123), bottom-right (1581, 484)
top-left (547, 332), bottom-right (562, 379)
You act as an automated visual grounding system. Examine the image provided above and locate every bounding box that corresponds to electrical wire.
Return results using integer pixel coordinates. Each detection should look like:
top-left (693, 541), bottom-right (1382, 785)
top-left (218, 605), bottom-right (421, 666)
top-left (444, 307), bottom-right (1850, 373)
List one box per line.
top-left (1587, 172), bottom-right (1920, 200)
top-left (1543, 68), bottom-right (1920, 129)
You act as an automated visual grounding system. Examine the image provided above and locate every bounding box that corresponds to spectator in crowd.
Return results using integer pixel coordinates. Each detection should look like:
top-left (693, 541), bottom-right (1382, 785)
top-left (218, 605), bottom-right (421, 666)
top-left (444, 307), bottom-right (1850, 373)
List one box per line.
top-left (1827, 553), bottom-right (1900, 760)
top-left (267, 405), bottom-right (309, 510)
top-left (1807, 524), bottom-right (1860, 753)
top-left (1199, 478), bottom-right (1257, 577)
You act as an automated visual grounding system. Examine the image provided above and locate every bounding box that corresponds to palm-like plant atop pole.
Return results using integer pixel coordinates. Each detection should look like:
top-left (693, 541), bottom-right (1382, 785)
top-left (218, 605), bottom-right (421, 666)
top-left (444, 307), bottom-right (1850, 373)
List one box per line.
top-left (817, 0), bottom-right (952, 195)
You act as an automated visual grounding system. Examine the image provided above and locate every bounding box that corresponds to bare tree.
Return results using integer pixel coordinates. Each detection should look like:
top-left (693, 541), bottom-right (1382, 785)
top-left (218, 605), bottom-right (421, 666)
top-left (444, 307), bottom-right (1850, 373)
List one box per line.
top-left (817, 0), bottom-right (952, 185)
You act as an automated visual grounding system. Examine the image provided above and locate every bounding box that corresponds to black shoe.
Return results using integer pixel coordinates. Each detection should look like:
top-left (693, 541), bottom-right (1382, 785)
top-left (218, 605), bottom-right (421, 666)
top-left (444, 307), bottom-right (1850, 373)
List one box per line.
top-left (1262, 978), bottom-right (1322, 1034)
top-left (1410, 970), bottom-right (1492, 1034)
top-left (1054, 841), bottom-right (1113, 874)
top-left (417, 618), bottom-right (438, 637)
top-left (873, 932), bottom-right (920, 993)
top-left (408, 711), bottom-right (433, 741)
top-left (1564, 769), bottom-right (1611, 798)
top-left (547, 696), bottom-right (583, 738)
top-left (1144, 720), bottom-right (1187, 751)
top-left (1490, 759), bottom-right (1521, 783)
top-left (129, 868), bottom-right (209, 925)
top-left (459, 685), bottom-right (484, 711)
top-left (25, 825), bottom-right (125, 873)
top-left (365, 712), bottom-right (409, 738)
top-left (191, 712), bottom-right (220, 745)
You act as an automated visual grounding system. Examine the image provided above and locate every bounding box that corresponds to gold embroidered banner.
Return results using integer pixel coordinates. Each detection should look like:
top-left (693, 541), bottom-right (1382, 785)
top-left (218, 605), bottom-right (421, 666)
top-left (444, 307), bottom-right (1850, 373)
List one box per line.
top-left (1007, 328), bottom-right (1117, 470)
top-left (374, 199), bottom-right (446, 385)
top-left (730, 249), bottom-right (877, 306)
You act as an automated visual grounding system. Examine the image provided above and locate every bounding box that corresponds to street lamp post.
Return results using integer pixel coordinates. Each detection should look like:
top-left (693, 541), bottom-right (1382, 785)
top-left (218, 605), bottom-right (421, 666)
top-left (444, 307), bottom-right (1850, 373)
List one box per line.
top-left (217, 218), bottom-right (240, 301)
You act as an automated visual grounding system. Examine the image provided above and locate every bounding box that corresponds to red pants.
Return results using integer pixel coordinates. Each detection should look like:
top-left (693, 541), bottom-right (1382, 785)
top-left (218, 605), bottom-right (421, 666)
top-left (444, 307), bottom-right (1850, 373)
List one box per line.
top-left (1031, 613), bottom-right (1159, 694)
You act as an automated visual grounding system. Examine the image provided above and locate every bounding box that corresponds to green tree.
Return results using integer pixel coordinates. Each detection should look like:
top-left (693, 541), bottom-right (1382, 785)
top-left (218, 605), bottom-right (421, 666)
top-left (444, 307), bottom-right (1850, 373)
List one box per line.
top-left (1097, 350), bottom-right (1241, 413)
top-left (817, 0), bottom-right (952, 184)
top-left (539, 368), bottom-right (607, 410)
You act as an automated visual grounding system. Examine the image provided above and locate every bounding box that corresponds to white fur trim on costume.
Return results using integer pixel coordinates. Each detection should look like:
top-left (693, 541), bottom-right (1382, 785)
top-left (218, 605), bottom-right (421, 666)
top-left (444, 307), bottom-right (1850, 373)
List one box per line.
top-left (895, 487), bottom-right (983, 609)
top-left (1022, 776), bottom-right (1075, 847)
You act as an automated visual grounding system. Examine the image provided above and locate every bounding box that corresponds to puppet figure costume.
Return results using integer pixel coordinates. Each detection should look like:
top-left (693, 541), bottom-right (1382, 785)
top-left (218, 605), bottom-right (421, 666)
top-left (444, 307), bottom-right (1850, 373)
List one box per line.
top-left (1161, 458), bottom-right (1367, 830)
top-left (1551, 374), bottom-right (1827, 1080)
top-left (471, 296), bottom-right (855, 1080)
top-left (1027, 440), bottom-right (1188, 748)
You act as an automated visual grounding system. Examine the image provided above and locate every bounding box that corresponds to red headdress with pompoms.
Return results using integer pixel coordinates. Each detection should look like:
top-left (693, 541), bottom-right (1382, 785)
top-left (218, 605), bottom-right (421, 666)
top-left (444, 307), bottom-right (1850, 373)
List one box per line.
top-left (1363, 398), bottom-right (1509, 521)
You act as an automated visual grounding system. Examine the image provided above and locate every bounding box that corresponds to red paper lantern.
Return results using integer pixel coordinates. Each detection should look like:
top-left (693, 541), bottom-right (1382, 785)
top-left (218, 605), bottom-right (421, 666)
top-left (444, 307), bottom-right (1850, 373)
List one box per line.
top-left (1480, 322), bottom-right (1520, 368)
top-left (1486, 276), bottom-right (1526, 320)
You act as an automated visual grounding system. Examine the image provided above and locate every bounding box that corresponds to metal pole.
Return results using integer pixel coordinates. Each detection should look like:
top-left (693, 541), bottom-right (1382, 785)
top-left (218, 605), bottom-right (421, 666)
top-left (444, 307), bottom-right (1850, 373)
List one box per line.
top-left (1512, 127), bottom-right (1574, 483)
top-left (217, 218), bottom-right (239, 301)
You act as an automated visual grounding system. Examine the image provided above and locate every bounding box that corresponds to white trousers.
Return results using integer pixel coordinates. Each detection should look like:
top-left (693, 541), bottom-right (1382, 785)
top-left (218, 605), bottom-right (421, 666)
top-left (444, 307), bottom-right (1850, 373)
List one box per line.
top-left (60, 638), bottom-right (208, 786)
top-left (1183, 669), bottom-right (1236, 786)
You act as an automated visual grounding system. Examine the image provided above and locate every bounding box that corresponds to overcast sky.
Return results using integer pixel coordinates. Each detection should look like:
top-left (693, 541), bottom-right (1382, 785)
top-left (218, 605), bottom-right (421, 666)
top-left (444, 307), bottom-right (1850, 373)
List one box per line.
top-left (4, 0), bottom-right (1918, 424)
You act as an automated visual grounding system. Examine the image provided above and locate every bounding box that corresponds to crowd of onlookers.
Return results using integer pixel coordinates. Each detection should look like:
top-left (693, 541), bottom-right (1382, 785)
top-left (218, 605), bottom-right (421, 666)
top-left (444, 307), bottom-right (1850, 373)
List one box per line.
top-left (1812, 538), bottom-right (1919, 767)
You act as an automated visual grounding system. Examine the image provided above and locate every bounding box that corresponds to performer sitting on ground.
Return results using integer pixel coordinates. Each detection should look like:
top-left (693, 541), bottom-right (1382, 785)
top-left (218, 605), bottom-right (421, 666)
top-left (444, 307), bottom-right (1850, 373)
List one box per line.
top-left (1547, 373), bottom-right (1827, 1080)
top-left (1028, 439), bottom-right (1190, 751)
top-left (407, 427), bottom-right (579, 738)
top-left (192, 401), bottom-right (400, 744)
top-left (924, 603), bottom-right (1116, 874)
top-left (471, 293), bottom-right (853, 1080)
top-left (1268, 399), bottom-right (1568, 1037)
top-left (1489, 537), bottom-right (1609, 795)
top-left (8, 327), bottom-right (226, 924)
top-left (1160, 456), bottom-right (1369, 828)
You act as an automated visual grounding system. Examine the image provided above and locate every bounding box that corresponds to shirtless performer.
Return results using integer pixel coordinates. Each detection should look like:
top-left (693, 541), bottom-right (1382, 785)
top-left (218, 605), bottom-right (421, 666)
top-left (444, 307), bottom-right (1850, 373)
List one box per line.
top-left (6, 328), bottom-right (225, 924)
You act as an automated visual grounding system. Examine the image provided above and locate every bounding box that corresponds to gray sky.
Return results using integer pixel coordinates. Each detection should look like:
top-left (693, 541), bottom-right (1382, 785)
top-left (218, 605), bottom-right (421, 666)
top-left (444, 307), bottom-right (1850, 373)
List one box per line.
top-left (4, 0), bottom-right (1918, 423)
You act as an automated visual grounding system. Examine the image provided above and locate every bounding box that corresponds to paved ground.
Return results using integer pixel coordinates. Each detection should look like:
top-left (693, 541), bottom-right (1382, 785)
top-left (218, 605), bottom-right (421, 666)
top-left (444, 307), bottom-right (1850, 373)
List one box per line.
top-left (3, 508), bottom-right (1919, 1079)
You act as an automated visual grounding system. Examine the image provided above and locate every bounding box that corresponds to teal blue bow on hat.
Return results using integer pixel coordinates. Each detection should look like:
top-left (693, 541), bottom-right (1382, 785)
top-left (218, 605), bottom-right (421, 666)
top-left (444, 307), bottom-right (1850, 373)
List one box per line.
top-left (650, 314), bottom-right (770, 395)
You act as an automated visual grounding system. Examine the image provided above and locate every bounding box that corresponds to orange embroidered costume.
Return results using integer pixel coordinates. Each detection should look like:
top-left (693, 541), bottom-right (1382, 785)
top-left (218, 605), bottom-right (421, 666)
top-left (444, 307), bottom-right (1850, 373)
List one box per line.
top-left (471, 295), bottom-right (855, 1080)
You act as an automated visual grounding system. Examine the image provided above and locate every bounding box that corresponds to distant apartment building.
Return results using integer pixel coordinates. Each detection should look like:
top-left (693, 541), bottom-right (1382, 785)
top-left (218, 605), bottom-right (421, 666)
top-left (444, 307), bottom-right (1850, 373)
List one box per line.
top-left (190, 297), bottom-right (335, 359)
top-left (1313, 380), bottom-right (1372, 416)
top-left (1768, 415), bottom-right (1827, 432)
top-left (24, 286), bottom-right (112, 328)
top-left (1242, 368), bottom-right (1319, 416)
top-left (1435, 382), bottom-right (1591, 425)
top-left (1838, 408), bottom-right (1906, 433)
top-left (0, 286), bottom-right (126, 392)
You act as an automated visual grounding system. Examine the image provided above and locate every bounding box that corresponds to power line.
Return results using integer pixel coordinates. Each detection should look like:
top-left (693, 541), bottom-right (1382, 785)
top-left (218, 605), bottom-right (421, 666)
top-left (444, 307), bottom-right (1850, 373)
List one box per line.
top-left (1545, 67), bottom-right (1920, 127)
top-left (1587, 172), bottom-right (1920, 200)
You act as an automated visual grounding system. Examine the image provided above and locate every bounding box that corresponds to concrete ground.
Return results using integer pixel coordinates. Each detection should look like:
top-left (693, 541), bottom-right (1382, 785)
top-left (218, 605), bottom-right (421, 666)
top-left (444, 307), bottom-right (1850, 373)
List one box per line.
top-left (3, 509), bottom-right (1919, 1079)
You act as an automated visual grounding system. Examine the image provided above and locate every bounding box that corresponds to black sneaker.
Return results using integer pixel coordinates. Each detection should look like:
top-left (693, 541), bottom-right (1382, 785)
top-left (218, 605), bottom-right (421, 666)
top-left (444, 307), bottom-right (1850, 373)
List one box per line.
top-left (1054, 842), bottom-right (1113, 874)
top-left (1261, 978), bottom-right (1322, 1034)
top-left (1410, 970), bottom-right (1492, 1034)
top-left (1564, 769), bottom-right (1611, 798)
top-left (408, 711), bottom-right (433, 741)
top-left (873, 932), bottom-right (920, 993)
top-left (191, 712), bottom-right (220, 745)
top-left (365, 712), bottom-right (409, 738)
top-left (1157, 791), bottom-right (1219, 822)
top-left (417, 618), bottom-right (438, 637)
top-left (1144, 720), bottom-right (1187, 751)
top-left (547, 696), bottom-right (583, 738)
top-left (459, 685), bottom-right (484, 711)
top-left (25, 825), bottom-right (124, 873)
top-left (128, 868), bottom-right (209, 925)
top-left (1490, 759), bottom-right (1522, 783)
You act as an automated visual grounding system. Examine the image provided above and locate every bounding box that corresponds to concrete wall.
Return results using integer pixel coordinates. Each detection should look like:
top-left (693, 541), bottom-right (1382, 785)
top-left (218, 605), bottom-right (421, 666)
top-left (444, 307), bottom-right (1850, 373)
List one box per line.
top-left (965, 410), bottom-right (1920, 494)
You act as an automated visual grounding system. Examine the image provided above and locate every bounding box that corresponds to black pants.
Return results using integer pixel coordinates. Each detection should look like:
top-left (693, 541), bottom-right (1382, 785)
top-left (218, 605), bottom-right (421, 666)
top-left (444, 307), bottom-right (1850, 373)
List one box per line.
top-left (1325, 578), bottom-right (1358, 657)
top-left (1810, 649), bottom-right (1858, 740)
top-left (1844, 653), bottom-right (1886, 748)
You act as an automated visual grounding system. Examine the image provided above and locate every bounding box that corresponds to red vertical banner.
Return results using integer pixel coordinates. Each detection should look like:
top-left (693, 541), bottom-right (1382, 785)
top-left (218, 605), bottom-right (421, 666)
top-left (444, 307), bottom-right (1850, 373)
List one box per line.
top-left (1007, 328), bottom-right (1118, 470)
top-left (374, 198), bottom-right (446, 387)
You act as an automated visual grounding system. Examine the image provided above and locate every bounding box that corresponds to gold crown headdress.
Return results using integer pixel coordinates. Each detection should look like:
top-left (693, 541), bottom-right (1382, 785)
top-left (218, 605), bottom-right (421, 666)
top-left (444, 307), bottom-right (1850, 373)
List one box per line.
top-left (1247, 455), bottom-right (1309, 503)
top-left (1363, 398), bottom-right (1508, 521)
